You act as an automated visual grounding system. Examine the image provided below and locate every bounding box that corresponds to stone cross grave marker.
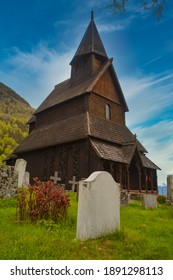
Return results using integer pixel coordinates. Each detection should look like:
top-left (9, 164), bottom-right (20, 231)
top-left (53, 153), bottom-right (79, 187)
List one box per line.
top-left (14, 159), bottom-right (27, 187)
top-left (142, 194), bottom-right (158, 209)
top-left (69, 176), bottom-right (78, 192)
top-left (76, 171), bottom-right (120, 240)
top-left (50, 171), bottom-right (61, 184)
top-left (167, 175), bottom-right (173, 205)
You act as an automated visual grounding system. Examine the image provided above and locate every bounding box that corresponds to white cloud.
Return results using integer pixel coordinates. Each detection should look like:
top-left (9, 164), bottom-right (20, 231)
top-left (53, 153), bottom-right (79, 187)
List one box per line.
top-left (133, 121), bottom-right (173, 185)
top-left (97, 19), bottom-right (131, 32)
top-left (119, 71), bottom-right (173, 184)
top-left (0, 43), bottom-right (74, 108)
top-left (120, 72), bottom-right (173, 127)
top-left (143, 56), bottom-right (163, 66)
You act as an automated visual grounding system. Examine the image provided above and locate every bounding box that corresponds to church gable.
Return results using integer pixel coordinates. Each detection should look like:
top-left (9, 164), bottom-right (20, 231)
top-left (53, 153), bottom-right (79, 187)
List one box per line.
top-left (88, 93), bottom-right (125, 125)
top-left (93, 67), bottom-right (121, 104)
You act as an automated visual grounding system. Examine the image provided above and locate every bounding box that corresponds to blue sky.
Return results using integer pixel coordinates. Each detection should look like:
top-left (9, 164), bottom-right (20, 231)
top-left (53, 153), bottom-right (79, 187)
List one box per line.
top-left (0, 0), bottom-right (173, 185)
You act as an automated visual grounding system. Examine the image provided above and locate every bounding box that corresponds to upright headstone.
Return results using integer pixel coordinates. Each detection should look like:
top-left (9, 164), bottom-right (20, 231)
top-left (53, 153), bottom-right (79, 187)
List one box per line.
top-left (167, 175), bottom-right (173, 204)
top-left (14, 159), bottom-right (27, 187)
top-left (76, 171), bottom-right (120, 240)
top-left (22, 171), bottom-right (30, 187)
top-left (121, 191), bottom-right (128, 206)
top-left (142, 194), bottom-right (158, 209)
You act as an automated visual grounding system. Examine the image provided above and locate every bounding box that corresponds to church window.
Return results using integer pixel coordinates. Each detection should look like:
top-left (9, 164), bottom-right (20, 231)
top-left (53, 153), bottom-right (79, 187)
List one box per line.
top-left (105, 103), bottom-right (111, 119)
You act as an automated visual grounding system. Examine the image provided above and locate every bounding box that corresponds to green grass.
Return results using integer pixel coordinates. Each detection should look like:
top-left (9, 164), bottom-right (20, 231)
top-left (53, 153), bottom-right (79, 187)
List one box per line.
top-left (0, 194), bottom-right (173, 260)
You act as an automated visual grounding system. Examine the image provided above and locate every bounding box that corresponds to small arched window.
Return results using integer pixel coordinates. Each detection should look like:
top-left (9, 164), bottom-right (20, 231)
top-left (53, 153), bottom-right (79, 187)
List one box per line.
top-left (105, 103), bottom-right (111, 119)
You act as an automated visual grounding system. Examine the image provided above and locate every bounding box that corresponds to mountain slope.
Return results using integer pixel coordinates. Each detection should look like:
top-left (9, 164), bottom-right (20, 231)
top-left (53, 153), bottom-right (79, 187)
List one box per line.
top-left (0, 82), bottom-right (35, 164)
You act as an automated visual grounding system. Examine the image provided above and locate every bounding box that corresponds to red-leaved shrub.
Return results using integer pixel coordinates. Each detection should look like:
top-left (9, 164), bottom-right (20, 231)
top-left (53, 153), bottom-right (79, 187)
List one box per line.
top-left (16, 178), bottom-right (70, 223)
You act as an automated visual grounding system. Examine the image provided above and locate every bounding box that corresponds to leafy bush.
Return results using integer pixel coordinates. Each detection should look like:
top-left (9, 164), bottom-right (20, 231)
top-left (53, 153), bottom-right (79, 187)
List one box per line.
top-left (16, 178), bottom-right (70, 223)
top-left (157, 195), bottom-right (166, 205)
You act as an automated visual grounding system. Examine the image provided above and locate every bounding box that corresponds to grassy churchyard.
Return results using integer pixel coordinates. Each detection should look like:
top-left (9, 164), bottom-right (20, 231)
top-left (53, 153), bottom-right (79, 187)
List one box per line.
top-left (0, 193), bottom-right (173, 260)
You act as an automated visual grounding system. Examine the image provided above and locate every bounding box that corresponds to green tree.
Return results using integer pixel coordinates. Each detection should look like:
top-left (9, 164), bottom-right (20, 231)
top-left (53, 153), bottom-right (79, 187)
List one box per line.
top-left (94, 0), bottom-right (166, 20)
top-left (0, 82), bottom-right (34, 165)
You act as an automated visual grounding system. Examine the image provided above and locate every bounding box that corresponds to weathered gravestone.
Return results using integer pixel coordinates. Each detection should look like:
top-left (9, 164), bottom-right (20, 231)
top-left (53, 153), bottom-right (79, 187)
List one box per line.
top-left (142, 194), bottom-right (158, 209)
top-left (121, 190), bottom-right (128, 206)
top-left (76, 171), bottom-right (120, 240)
top-left (22, 171), bottom-right (30, 187)
top-left (14, 159), bottom-right (27, 187)
top-left (167, 175), bottom-right (173, 205)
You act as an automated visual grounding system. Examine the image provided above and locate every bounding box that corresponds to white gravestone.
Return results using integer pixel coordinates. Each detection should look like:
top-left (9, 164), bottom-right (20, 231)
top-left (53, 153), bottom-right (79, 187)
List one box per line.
top-left (167, 175), bottom-right (173, 204)
top-left (142, 194), bottom-right (158, 209)
top-left (22, 171), bottom-right (30, 187)
top-left (14, 159), bottom-right (27, 187)
top-left (76, 171), bottom-right (120, 240)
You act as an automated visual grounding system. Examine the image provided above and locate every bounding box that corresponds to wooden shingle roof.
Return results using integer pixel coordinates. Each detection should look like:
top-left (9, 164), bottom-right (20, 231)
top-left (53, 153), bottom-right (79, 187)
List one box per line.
top-left (89, 114), bottom-right (136, 146)
top-left (15, 111), bottom-right (159, 169)
top-left (15, 114), bottom-right (88, 153)
top-left (140, 154), bottom-right (161, 170)
top-left (90, 139), bottom-right (129, 164)
top-left (90, 139), bottom-right (160, 170)
top-left (16, 113), bottom-right (145, 154)
top-left (70, 11), bottom-right (108, 65)
top-left (35, 59), bottom-right (128, 114)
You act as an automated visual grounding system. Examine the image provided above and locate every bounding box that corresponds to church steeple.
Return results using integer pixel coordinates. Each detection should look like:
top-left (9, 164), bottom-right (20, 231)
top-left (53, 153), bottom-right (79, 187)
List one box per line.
top-left (70, 12), bottom-right (108, 85)
top-left (70, 11), bottom-right (108, 65)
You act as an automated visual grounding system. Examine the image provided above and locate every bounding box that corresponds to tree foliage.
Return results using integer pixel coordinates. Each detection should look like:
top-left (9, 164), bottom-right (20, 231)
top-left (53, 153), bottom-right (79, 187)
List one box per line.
top-left (98, 0), bottom-right (166, 20)
top-left (0, 82), bottom-right (34, 164)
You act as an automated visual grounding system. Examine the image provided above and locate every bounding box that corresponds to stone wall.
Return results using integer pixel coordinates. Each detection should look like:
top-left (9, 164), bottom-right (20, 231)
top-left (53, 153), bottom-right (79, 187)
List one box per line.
top-left (0, 165), bottom-right (18, 198)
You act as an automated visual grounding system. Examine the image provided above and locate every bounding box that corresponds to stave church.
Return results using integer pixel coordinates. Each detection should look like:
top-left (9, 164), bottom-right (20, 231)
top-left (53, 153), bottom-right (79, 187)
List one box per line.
top-left (12, 12), bottom-right (160, 192)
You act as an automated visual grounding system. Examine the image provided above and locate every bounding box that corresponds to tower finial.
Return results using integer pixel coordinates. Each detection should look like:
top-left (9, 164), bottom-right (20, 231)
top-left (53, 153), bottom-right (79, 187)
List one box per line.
top-left (91, 10), bottom-right (94, 20)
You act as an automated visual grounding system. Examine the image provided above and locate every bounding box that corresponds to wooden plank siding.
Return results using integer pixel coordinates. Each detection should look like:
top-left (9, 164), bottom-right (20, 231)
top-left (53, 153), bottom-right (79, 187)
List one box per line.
top-left (35, 96), bottom-right (86, 128)
top-left (93, 69), bottom-right (121, 103)
top-left (88, 93), bottom-right (125, 125)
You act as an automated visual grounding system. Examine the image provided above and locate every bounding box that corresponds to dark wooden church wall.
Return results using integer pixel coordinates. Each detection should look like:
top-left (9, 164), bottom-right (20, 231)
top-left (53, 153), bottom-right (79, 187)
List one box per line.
top-left (71, 54), bottom-right (103, 87)
top-left (71, 55), bottom-right (93, 86)
top-left (92, 54), bottom-right (102, 73)
top-left (88, 93), bottom-right (125, 125)
top-left (93, 69), bottom-right (121, 104)
top-left (88, 142), bottom-right (101, 174)
top-left (29, 122), bottom-right (35, 134)
top-left (145, 168), bottom-right (158, 192)
top-left (20, 149), bottom-right (46, 182)
top-left (35, 96), bottom-right (86, 128)
top-left (20, 139), bottom-right (91, 187)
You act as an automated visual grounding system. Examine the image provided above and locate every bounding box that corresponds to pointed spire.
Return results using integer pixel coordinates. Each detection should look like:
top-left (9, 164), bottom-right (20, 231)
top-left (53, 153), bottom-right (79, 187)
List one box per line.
top-left (70, 12), bottom-right (108, 65)
top-left (91, 10), bottom-right (94, 21)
